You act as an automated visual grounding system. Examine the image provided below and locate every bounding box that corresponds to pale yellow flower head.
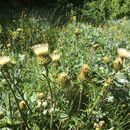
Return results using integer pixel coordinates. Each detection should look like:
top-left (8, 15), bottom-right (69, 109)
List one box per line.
top-left (117, 48), bottom-right (130, 58)
top-left (32, 44), bottom-right (49, 56)
top-left (0, 56), bottom-right (11, 67)
top-left (51, 53), bottom-right (60, 62)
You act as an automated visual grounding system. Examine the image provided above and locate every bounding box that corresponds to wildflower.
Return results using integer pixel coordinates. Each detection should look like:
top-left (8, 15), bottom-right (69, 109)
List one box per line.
top-left (117, 48), bottom-right (130, 58)
top-left (19, 100), bottom-right (26, 110)
top-left (112, 57), bottom-right (123, 70)
top-left (37, 92), bottom-right (45, 100)
top-left (51, 51), bottom-right (60, 63)
top-left (74, 28), bottom-right (80, 36)
top-left (0, 56), bottom-right (11, 68)
top-left (37, 54), bottom-right (51, 65)
top-left (0, 111), bottom-right (4, 119)
top-left (57, 72), bottom-right (70, 86)
top-left (72, 16), bottom-right (76, 22)
top-left (81, 64), bottom-right (90, 74)
top-left (32, 44), bottom-right (49, 56)
top-left (103, 56), bottom-right (111, 64)
top-left (77, 64), bottom-right (90, 81)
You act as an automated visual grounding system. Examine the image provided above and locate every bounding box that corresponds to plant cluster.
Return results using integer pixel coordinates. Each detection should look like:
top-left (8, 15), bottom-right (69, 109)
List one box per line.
top-left (0, 12), bottom-right (130, 130)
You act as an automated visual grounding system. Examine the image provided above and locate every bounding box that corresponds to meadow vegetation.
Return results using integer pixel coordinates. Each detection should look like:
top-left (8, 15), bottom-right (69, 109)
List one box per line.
top-left (0, 7), bottom-right (130, 130)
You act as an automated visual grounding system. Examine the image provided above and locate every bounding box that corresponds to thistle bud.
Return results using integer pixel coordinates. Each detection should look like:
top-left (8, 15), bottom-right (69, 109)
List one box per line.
top-left (19, 100), bottom-right (26, 110)
top-left (103, 56), bottom-right (111, 64)
top-left (57, 72), bottom-right (70, 86)
top-left (112, 57), bottom-right (123, 70)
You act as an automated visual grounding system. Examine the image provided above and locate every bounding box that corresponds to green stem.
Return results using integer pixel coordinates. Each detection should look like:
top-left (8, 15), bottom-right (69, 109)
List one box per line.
top-left (1, 70), bottom-right (31, 130)
top-left (5, 68), bottom-right (33, 113)
top-left (44, 65), bottom-right (53, 130)
top-left (78, 84), bottom-right (83, 111)
top-left (8, 94), bottom-right (13, 124)
top-left (87, 84), bottom-right (108, 116)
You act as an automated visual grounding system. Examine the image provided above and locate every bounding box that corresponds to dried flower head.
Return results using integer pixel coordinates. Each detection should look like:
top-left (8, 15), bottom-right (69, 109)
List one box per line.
top-left (117, 48), bottom-right (130, 58)
top-left (57, 72), bottom-right (70, 86)
top-left (32, 44), bottom-right (49, 56)
top-left (19, 100), bottom-right (26, 110)
top-left (0, 56), bottom-right (11, 68)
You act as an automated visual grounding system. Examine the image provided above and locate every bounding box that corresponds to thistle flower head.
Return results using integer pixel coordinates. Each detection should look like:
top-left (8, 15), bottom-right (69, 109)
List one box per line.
top-left (19, 100), bottom-right (26, 110)
top-left (103, 56), bottom-right (111, 64)
top-left (57, 72), bottom-right (70, 86)
top-left (117, 48), bottom-right (130, 58)
top-left (37, 54), bottom-right (52, 65)
top-left (32, 44), bottom-right (49, 56)
top-left (81, 64), bottom-right (90, 74)
top-left (112, 57), bottom-right (123, 70)
top-left (51, 51), bottom-right (61, 62)
top-left (0, 56), bottom-right (11, 68)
